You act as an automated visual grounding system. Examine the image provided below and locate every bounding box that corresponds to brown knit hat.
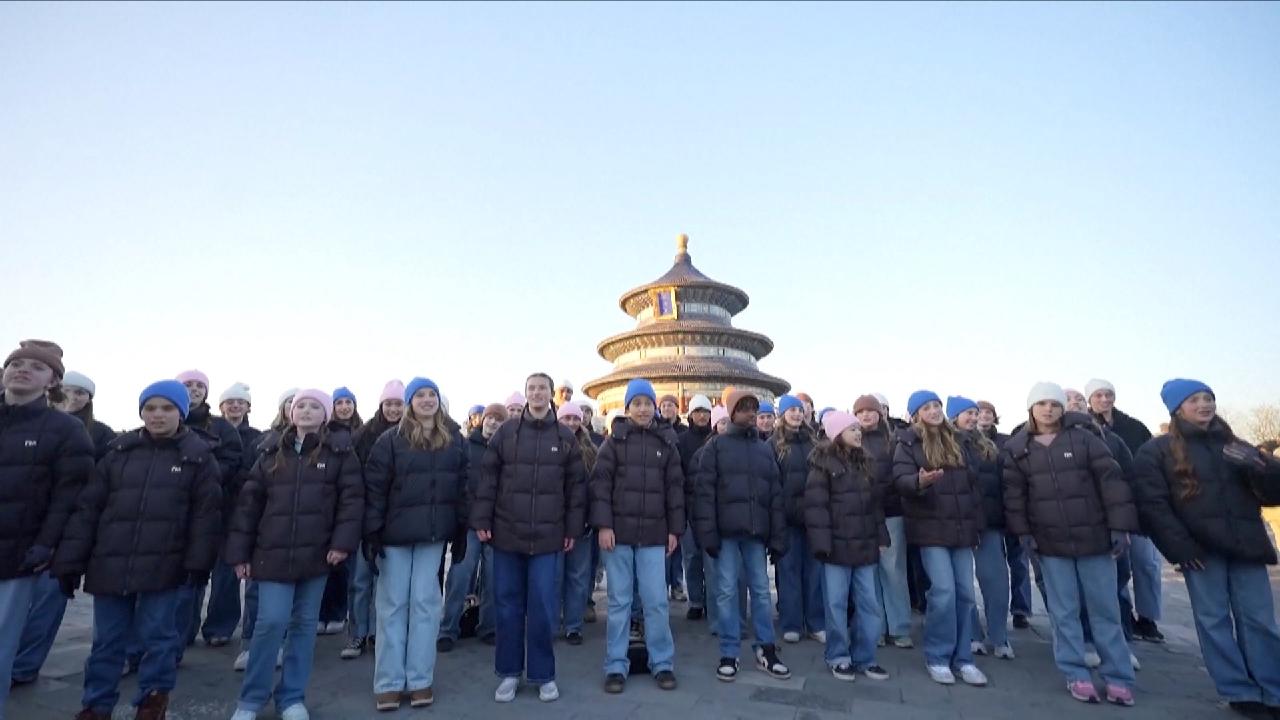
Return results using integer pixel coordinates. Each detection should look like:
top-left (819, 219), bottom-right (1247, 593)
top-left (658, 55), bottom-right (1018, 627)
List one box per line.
top-left (4, 339), bottom-right (65, 379)
top-left (658, 394), bottom-right (679, 407)
top-left (481, 403), bottom-right (509, 422)
top-left (977, 400), bottom-right (999, 422)
top-left (853, 394), bottom-right (881, 415)
top-left (722, 387), bottom-right (757, 414)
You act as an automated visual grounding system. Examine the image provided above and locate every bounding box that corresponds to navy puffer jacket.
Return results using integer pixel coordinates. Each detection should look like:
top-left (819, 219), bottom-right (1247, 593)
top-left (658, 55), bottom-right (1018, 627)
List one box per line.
top-left (365, 426), bottom-right (469, 546)
top-left (691, 423), bottom-right (787, 555)
top-left (589, 419), bottom-right (684, 547)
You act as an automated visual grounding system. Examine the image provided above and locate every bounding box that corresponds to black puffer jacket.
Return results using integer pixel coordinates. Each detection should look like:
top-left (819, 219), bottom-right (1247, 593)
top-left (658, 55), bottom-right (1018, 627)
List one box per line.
top-left (892, 427), bottom-right (982, 548)
top-left (691, 423), bottom-right (787, 555)
top-left (0, 397), bottom-right (95, 579)
top-left (53, 428), bottom-right (222, 595)
top-left (185, 403), bottom-right (244, 483)
top-left (589, 419), bottom-right (684, 547)
top-left (225, 428), bottom-right (364, 582)
top-left (677, 422), bottom-right (713, 513)
top-left (1002, 412), bottom-right (1137, 557)
top-left (1133, 418), bottom-right (1280, 565)
top-left (1095, 408), bottom-right (1152, 457)
top-left (805, 443), bottom-right (889, 568)
top-left (470, 408), bottom-right (586, 556)
top-left (860, 423), bottom-right (901, 518)
top-left (960, 430), bottom-right (1005, 529)
top-left (354, 412), bottom-right (397, 465)
top-left (365, 426), bottom-right (469, 547)
top-left (69, 409), bottom-right (116, 461)
top-left (775, 425), bottom-right (817, 528)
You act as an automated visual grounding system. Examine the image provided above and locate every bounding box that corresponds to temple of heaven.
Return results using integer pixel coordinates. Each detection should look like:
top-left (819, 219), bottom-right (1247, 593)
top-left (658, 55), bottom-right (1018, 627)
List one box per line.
top-left (582, 234), bottom-right (790, 414)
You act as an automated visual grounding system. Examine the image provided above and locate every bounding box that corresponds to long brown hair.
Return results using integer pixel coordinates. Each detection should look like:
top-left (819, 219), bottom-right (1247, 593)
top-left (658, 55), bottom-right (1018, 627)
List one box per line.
top-left (770, 420), bottom-right (810, 462)
top-left (912, 417), bottom-right (965, 469)
top-left (573, 426), bottom-right (599, 473)
top-left (965, 428), bottom-right (999, 462)
top-left (398, 405), bottom-right (453, 452)
top-left (813, 433), bottom-right (870, 476)
top-left (268, 423), bottom-right (330, 473)
top-left (1168, 416), bottom-right (1238, 501)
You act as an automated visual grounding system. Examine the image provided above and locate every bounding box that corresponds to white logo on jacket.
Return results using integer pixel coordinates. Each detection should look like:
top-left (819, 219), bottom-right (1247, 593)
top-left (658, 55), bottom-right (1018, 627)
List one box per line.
top-left (24, 440), bottom-right (37, 447)
top-left (170, 466), bottom-right (182, 473)
top-left (317, 462), bottom-right (326, 470)
top-left (550, 446), bottom-right (559, 453)
top-left (1063, 452), bottom-right (1074, 459)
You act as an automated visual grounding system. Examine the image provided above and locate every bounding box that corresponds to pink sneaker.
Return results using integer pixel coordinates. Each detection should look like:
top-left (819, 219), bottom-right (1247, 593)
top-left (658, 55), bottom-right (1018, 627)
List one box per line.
top-left (1105, 685), bottom-right (1134, 707)
top-left (1068, 680), bottom-right (1099, 703)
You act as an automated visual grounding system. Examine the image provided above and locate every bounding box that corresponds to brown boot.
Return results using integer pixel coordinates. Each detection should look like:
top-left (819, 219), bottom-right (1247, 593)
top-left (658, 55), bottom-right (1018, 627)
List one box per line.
top-left (375, 691), bottom-right (401, 711)
top-left (135, 691), bottom-right (169, 720)
top-left (74, 709), bottom-right (111, 720)
top-left (409, 688), bottom-right (434, 707)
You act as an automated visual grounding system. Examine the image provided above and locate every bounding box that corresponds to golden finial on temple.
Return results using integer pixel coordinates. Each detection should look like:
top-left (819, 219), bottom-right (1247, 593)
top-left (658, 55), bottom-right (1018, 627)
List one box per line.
top-left (677, 233), bottom-right (689, 254)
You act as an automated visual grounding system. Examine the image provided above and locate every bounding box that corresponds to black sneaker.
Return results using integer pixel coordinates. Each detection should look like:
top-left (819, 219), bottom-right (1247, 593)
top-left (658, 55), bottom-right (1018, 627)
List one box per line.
top-left (686, 607), bottom-right (705, 621)
top-left (436, 637), bottom-right (455, 653)
top-left (830, 663), bottom-right (857, 682)
top-left (1134, 617), bottom-right (1165, 643)
top-left (629, 620), bottom-right (644, 641)
top-left (1012, 613), bottom-right (1030, 629)
top-left (565, 631), bottom-right (583, 646)
top-left (716, 657), bottom-right (738, 682)
top-left (863, 665), bottom-right (890, 681)
top-left (754, 644), bottom-right (791, 680)
top-left (654, 670), bottom-right (677, 690)
top-left (604, 673), bottom-right (626, 694)
top-left (340, 637), bottom-right (366, 660)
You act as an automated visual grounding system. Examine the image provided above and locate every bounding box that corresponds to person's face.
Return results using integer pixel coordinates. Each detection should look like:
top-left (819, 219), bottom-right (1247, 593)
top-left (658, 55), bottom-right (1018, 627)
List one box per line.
top-left (141, 398), bottom-right (182, 437)
top-left (628, 396), bottom-right (656, 427)
top-left (581, 406), bottom-right (594, 423)
top-left (689, 408), bottom-right (711, 428)
top-left (839, 426), bottom-right (863, 448)
top-left (801, 400), bottom-right (814, 418)
top-left (468, 411), bottom-right (482, 429)
top-left (660, 400), bottom-right (678, 420)
top-left (334, 397), bottom-right (356, 421)
top-left (482, 414), bottom-right (502, 438)
top-left (953, 407), bottom-right (979, 431)
top-left (1177, 391), bottom-right (1217, 426)
top-left (918, 401), bottom-right (944, 426)
top-left (292, 398), bottom-right (326, 431)
top-left (880, 403), bottom-right (891, 418)
top-left (732, 401), bottom-right (758, 428)
top-left (556, 387), bottom-right (573, 404)
top-left (221, 398), bottom-right (249, 423)
top-left (756, 413), bottom-right (776, 433)
top-left (1065, 390), bottom-right (1088, 414)
top-left (977, 408), bottom-right (996, 430)
top-left (855, 408), bottom-right (881, 429)
top-left (62, 387), bottom-right (91, 413)
top-left (2, 359), bottom-right (56, 396)
top-left (714, 417), bottom-right (730, 434)
top-left (1032, 401), bottom-right (1064, 428)
top-left (379, 398), bottom-right (404, 423)
top-left (1089, 388), bottom-right (1115, 414)
top-left (526, 377), bottom-right (552, 410)
top-left (411, 388), bottom-right (439, 419)
top-left (506, 403), bottom-right (523, 417)
top-left (183, 380), bottom-right (208, 406)
top-left (560, 414), bottom-right (583, 433)
top-left (782, 406), bottom-right (804, 430)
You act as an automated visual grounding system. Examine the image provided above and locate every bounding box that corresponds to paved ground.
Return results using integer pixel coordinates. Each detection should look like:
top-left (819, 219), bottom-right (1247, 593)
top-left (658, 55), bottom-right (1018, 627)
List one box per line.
top-left (9, 564), bottom-right (1279, 720)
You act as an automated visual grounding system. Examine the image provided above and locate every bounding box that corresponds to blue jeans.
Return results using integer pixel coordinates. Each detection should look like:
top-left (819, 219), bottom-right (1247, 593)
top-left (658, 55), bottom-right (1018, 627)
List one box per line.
top-left (714, 538), bottom-right (775, 658)
top-left (492, 548), bottom-right (558, 683)
top-left (602, 545), bottom-right (675, 675)
top-left (823, 563), bottom-right (880, 669)
top-left (441, 531), bottom-right (481, 641)
top-left (240, 581), bottom-right (259, 646)
top-left (1182, 555), bottom-right (1280, 705)
top-left (478, 543), bottom-right (495, 638)
top-left (202, 557), bottom-right (242, 640)
top-left (777, 527), bottom-right (824, 635)
top-left (347, 548), bottom-right (375, 639)
top-left (919, 546), bottom-right (976, 668)
top-left (562, 529), bottom-right (594, 634)
top-left (681, 523), bottom-right (705, 609)
top-left (1005, 532), bottom-right (1032, 618)
top-left (1128, 535), bottom-right (1163, 621)
top-left (0, 576), bottom-right (37, 720)
top-left (666, 540), bottom-right (684, 591)
top-left (375, 542), bottom-right (444, 693)
top-left (972, 529), bottom-right (1010, 647)
top-left (174, 583), bottom-right (202, 655)
top-left (236, 576), bottom-right (326, 713)
top-left (1038, 554), bottom-right (1134, 688)
top-left (876, 517), bottom-right (911, 638)
top-left (82, 589), bottom-right (180, 713)
top-left (703, 550), bottom-right (747, 628)
top-left (12, 572), bottom-right (68, 681)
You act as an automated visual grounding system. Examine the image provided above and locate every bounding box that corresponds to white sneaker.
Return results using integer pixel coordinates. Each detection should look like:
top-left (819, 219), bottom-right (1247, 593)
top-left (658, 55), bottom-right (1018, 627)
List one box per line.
top-left (1084, 649), bottom-right (1102, 668)
top-left (281, 704), bottom-right (310, 720)
top-left (994, 643), bottom-right (1016, 660)
top-left (538, 681), bottom-right (559, 702)
top-left (1130, 652), bottom-right (1141, 671)
top-left (971, 640), bottom-right (988, 656)
top-left (495, 677), bottom-right (519, 703)
top-left (230, 710), bottom-right (256, 720)
top-left (782, 631), bottom-right (801, 643)
top-left (324, 620), bottom-right (346, 635)
top-left (957, 664), bottom-right (988, 686)
top-left (808, 631), bottom-right (826, 643)
top-left (927, 665), bottom-right (956, 685)
top-left (233, 651), bottom-right (249, 672)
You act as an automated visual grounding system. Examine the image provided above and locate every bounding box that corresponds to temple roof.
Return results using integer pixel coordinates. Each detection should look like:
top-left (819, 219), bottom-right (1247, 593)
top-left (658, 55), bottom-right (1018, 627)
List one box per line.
top-left (618, 235), bottom-right (750, 317)
top-left (581, 357), bottom-right (791, 398)
top-left (596, 322), bottom-right (775, 363)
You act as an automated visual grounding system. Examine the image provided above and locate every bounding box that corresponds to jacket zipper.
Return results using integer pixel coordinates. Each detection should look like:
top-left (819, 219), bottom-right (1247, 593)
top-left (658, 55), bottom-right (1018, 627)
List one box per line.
top-left (1041, 438), bottom-right (1068, 551)
top-left (290, 448), bottom-right (303, 577)
top-left (125, 447), bottom-right (158, 594)
top-left (531, 425), bottom-right (541, 554)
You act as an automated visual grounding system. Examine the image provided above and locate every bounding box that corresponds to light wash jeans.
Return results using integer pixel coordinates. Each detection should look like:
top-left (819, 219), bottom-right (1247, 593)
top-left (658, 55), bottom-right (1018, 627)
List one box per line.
top-left (1128, 535), bottom-right (1163, 621)
top-left (876, 517), bottom-right (912, 638)
top-left (971, 529), bottom-right (1010, 647)
top-left (347, 548), bottom-right (375, 640)
top-left (11, 572), bottom-right (67, 682)
top-left (714, 539), bottom-right (776, 658)
top-left (236, 575), bottom-right (326, 714)
top-left (602, 545), bottom-right (675, 676)
top-left (1182, 555), bottom-right (1280, 705)
top-left (919, 546), bottom-right (976, 668)
top-left (1038, 554), bottom-right (1134, 689)
top-left (0, 576), bottom-right (38, 720)
top-left (777, 526), bottom-right (824, 635)
top-left (823, 563), bottom-right (880, 670)
top-left (375, 542), bottom-right (445, 693)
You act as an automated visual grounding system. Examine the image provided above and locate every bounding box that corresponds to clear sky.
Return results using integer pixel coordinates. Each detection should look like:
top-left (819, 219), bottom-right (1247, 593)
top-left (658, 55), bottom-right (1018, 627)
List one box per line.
top-left (3, 2), bottom-right (1278, 432)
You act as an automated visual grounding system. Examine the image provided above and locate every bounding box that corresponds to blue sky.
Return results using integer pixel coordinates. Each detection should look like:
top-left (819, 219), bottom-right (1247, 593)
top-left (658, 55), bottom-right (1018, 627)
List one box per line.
top-left (3, 2), bottom-right (1277, 431)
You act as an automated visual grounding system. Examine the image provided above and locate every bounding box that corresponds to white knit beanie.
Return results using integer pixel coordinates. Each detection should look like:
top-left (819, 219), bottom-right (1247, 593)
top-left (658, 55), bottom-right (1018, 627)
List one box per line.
top-left (61, 370), bottom-right (95, 397)
top-left (1026, 382), bottom-right (1068, 410)
top-left (278, 388), bottom-right (299, 408)
top-left (689, 395), bottom-right (713, 412)
top-left (1084, 378), bottom-right (1115, 400)
top-left (219, 382), bottom-right (252, 405)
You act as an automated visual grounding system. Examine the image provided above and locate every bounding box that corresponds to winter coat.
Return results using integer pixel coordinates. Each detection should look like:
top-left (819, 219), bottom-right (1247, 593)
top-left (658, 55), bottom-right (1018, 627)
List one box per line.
top-left (805, 443), bottom-right (889, 568)
top-left (860, 424), bottom-right (901, 518)
top-left (53, 428), bottom-right (222, 595)
top-left (677, 422), bottom-right (713, 514)
top-left (589, 419), bottom-right (684, 547)
top-left (1002, 412), bottom-right (1137, 557)
top-left (470, 408), bottom-right (587, 556)
top-left (0, 396), bottom-right (95, 579)
top-left (691, 423), bottom-right (787, 555)
top-left (1132, 418), bottom-right (1280, 565)
top-left (1095, 408), bottom-right (1152, 457)
top-left (225, 428), bottom-right (364, 582)
top-left (185, 403), bottom-right (244, 484)
top-left (775, 426), bottom-right (817, 528)
top-left (960, 430), bottom-right (1005, 529)
top-left (892, 427), bottom-right (983, 548)
top-left (69, 409), bottom-right (116, 461)
top-left (365, 426), bottom-right (469, 547)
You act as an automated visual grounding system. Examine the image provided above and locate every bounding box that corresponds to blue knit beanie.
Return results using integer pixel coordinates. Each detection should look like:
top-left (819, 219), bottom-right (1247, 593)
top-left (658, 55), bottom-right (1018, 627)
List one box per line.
top-left (757, 402), bottom-right (776, 417)
top-left (777, 395), bottom-right (804, 416)
top-left (1160, 379), bottom-right (1213, 415)
top-left (403, 377), bottom-right (441, 404)
top-left (945, 395), bottom-right (978, 420)
top-left (139, 380), bottom-right (191, 420)
top-left (907, 390), bottom-right (942, 418)
top-left (468, 404), bottom-right (485, 416)
top-left (624, 378), bottom-right (657, 408)
top-left (332, 386), bottom-right (356, 405)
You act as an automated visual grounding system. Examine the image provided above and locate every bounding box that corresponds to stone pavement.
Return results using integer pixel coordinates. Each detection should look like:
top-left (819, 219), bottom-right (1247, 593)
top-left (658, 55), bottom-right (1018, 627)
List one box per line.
top-left (9, 565), bottom-right (1279, 720)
